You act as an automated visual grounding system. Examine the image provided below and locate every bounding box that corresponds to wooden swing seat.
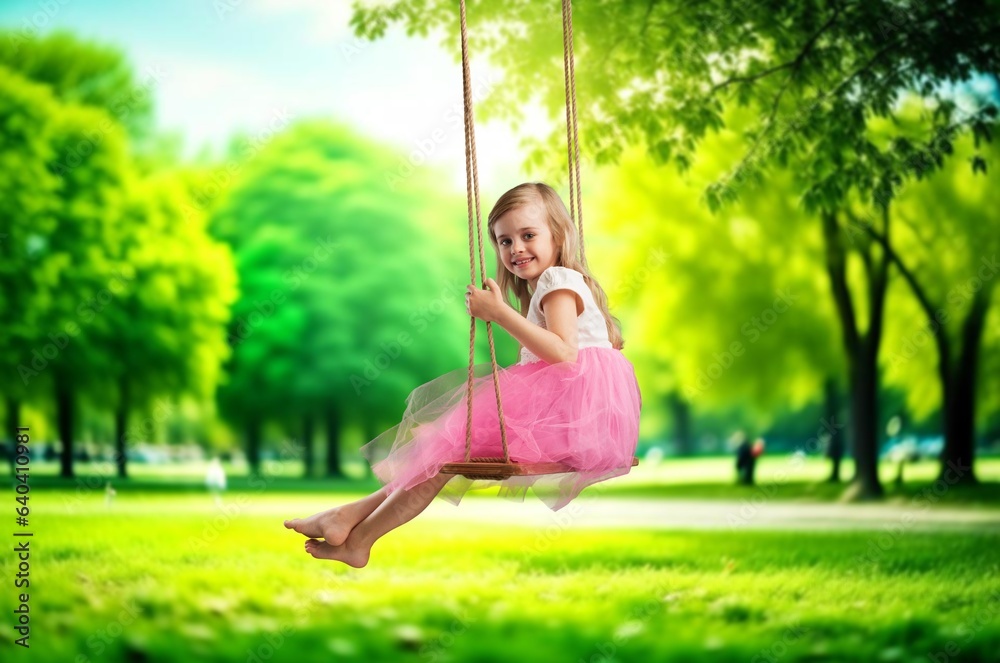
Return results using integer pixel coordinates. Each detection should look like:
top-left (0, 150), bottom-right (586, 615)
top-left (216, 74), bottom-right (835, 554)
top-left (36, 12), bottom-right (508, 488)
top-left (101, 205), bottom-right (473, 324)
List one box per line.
top-left (441, 456), bottom-right (640, 481)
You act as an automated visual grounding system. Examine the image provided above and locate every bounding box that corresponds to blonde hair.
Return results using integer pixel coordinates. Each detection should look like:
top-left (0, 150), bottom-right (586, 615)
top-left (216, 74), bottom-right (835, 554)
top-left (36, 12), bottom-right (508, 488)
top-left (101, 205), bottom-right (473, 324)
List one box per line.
top-left (487, 182), bottom-right (625, 351)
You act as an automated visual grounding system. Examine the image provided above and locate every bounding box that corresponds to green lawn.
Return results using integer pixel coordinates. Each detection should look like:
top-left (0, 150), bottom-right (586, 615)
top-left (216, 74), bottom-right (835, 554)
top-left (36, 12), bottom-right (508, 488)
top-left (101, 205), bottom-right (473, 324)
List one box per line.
top-left (3, 488), bottom-right (999, 662)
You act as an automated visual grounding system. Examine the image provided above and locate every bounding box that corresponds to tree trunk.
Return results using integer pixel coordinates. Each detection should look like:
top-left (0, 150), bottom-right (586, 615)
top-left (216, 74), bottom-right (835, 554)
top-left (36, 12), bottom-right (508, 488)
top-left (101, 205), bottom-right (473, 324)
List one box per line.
top-left (939, 287), bottom-right (990, 485)
top-left (821, 209), bottom-right (887, 499)
top-left (852, 210), bottom-right (991, 488)
top-left (325, 406), bottom-right (343, 478)
top-left (849, 340), bottom-right (883, 498)
top-left (361, 421), bottom-right (380, 478)
top-left (114, 378), bottom-right (130, 479)
top-left (668, 390), bottom-right (694, 455)
top-left (55, 374), bottom-right (74, 479)
top-left (246, 415), bottom-right (262, 475)
top-left (302, 413), bottom-right (314, 478)
top-left (823, 378), bottom-right (844, 482)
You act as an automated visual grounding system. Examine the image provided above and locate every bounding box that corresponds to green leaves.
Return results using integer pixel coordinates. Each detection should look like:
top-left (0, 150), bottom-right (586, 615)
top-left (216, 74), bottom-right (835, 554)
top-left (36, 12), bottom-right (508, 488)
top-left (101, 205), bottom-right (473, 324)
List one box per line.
top-left (209, 120), bottom-right (476, 430)
top-left (0, 34), bottom-right (237, 465)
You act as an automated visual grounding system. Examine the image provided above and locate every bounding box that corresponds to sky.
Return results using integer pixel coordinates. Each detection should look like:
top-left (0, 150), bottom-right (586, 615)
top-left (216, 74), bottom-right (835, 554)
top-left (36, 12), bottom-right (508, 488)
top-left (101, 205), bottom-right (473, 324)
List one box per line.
top-left (0, 0), bottom-right (552, 194)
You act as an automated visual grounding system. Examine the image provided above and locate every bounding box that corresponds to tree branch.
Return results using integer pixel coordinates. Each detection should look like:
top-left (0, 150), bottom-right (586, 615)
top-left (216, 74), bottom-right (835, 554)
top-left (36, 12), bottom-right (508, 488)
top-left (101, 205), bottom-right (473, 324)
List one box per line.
top-left (710, 4), bottom-right (842, 94)
top-left (822, 210), bottom-right (860, 358)
top-left (845, 208), bottom-right (940, 325)
top-left (865, 204), bottom-right (892, 355)
top-left (710, 59), bottom-right (798, 93)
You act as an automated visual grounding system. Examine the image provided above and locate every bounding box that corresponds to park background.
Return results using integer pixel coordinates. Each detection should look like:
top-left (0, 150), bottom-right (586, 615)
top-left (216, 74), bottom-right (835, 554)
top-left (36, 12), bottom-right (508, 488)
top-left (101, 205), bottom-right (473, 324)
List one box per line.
top-left (1, 1), bottom-right (999, 661)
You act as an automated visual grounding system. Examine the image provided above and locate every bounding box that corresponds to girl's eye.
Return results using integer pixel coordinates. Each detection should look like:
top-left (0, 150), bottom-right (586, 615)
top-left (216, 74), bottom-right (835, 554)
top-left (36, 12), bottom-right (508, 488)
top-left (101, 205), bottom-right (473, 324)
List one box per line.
top-left (524, 234), bottom-right (534, 240)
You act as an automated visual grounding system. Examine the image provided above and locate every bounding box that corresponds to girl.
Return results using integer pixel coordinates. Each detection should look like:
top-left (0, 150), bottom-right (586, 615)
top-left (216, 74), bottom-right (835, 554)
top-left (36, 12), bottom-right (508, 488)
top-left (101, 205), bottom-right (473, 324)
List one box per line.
top-left (284, 182), bottom-right (642, 567)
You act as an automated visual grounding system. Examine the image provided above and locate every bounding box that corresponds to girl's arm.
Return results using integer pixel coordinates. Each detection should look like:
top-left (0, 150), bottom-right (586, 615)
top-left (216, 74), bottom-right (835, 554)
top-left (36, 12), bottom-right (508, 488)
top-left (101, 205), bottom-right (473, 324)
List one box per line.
top-left (467, 278), bottom-right (579, 364)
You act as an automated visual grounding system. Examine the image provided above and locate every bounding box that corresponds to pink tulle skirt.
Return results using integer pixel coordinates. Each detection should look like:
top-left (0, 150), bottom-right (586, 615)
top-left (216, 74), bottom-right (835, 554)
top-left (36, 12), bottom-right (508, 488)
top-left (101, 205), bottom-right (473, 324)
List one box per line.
top-left (359, 346), bottom-right (642, 511)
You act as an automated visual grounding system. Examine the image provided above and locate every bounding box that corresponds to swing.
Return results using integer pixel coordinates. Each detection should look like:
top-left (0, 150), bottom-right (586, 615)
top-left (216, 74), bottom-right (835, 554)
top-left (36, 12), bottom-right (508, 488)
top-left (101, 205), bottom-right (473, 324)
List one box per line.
top-left (439, 0), bottom-right (640, 482)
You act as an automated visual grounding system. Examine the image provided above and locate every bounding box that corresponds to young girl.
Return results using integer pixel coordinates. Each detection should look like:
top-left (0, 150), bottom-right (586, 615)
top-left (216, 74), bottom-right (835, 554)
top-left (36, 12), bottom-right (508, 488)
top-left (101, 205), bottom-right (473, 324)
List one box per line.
top-left (284, 182), bottom-right (642, 567)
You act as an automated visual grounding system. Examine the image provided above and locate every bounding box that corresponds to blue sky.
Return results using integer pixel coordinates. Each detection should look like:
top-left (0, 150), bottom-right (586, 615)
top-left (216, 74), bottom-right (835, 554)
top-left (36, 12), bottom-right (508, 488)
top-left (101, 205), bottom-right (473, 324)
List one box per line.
top-left (0, 0), bottom-right (547, 193)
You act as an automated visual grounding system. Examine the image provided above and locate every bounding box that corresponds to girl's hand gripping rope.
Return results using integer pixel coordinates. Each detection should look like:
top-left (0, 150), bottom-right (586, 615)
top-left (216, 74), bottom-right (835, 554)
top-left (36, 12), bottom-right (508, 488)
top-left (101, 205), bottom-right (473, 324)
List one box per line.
top-left (465, 278), bottom-right (504, 323)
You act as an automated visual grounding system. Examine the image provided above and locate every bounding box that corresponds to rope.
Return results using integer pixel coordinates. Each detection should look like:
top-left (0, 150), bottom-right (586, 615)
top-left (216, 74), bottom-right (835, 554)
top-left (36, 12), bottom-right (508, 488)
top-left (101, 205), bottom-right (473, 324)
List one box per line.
top-left (454, 0), bottom-right (584, 467)
top-left (561, 0), bottom-right (585, 264)
top-left (459, 0), bottom-right (511, 463)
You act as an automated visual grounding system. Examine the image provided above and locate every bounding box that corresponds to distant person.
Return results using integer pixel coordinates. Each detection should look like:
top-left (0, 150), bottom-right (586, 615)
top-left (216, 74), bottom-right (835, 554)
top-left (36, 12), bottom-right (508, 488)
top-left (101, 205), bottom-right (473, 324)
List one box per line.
top-left (205, 457), bottom-right (227, 505)
top-left (283, 182), bottom-right (642, 568)
top-left (824, 431), bottom-right (844, 482)
top-left (735, 432), bottom-right (764, 485)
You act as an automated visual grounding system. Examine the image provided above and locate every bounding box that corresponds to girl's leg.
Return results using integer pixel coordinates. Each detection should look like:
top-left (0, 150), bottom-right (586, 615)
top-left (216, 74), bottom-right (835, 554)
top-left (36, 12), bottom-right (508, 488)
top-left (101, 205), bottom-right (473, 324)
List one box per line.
top-left (303, 471), bottom-right (453, 568)
top-left (284, 486), bottom-right (390, 546)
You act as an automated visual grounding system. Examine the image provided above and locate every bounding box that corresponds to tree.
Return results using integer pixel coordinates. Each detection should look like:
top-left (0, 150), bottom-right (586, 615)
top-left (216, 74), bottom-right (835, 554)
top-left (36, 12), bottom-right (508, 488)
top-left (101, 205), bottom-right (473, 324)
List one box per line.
top-left (1, 30), bottom-right (233, 479)
top-left (0, 66), bottom-right (132, 478)
top-left (0, 67), bottom-right (62, 458)
top-left (862, 103), bottom-right (1000, 485)
top-left (0, 30), bottom-right (156, 141)
top-left (102, 174), bottom-right (237, 478)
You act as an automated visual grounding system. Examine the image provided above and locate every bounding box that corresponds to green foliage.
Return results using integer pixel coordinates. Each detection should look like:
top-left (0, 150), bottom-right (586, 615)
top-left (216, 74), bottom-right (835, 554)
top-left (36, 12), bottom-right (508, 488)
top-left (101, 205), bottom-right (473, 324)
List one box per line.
top-left (0, 66), bottom-right (63, 400)
top-left (590, 105), bottom-right (842, 431)
top-left (0, 35), bottom-right (236, 462)
top-left (105, 173), bottom-right (238, 410)
top-left (0, 63), bottom-right (132, 396)
top-left (350, 0), bottom-right (1000, 212)
top-left (208, 120), bottom-right (492, 433)
top-left (873, 100), bottom-right (1000, 423)
top-left (0, 29), bottom-right (156, 140)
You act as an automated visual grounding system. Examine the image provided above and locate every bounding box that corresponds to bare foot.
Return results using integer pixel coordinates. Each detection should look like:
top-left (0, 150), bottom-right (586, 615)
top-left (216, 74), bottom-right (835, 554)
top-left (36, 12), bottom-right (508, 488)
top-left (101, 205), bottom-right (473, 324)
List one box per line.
top-left (303, 538), bottom-right (370, 568)
top-left (284, 507), bottom-right (356, 546)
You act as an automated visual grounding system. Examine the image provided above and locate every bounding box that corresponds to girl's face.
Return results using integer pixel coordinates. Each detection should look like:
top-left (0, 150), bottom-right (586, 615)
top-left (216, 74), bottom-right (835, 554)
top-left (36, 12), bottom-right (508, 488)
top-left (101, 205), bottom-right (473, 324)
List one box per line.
top-left (493, 199), bottom-right (558, 289)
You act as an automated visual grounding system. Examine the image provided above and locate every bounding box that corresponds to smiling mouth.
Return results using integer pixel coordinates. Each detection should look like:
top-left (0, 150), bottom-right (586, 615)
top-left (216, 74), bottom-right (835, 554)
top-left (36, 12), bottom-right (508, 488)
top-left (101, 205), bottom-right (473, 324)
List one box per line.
top-left (512, 257), bottom-right (534, 268)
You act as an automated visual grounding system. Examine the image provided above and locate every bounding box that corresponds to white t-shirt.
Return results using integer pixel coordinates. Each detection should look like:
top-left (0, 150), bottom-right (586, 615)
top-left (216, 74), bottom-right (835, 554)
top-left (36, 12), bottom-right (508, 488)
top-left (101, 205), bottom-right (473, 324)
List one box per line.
top-left (518, 266), bottom-right (614, 364)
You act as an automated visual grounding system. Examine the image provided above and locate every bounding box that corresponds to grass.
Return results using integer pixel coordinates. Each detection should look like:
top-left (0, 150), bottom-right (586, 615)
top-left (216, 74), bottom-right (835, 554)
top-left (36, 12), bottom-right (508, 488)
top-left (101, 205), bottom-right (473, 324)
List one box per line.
top-left (2, 488), bottom-right (999, 662)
